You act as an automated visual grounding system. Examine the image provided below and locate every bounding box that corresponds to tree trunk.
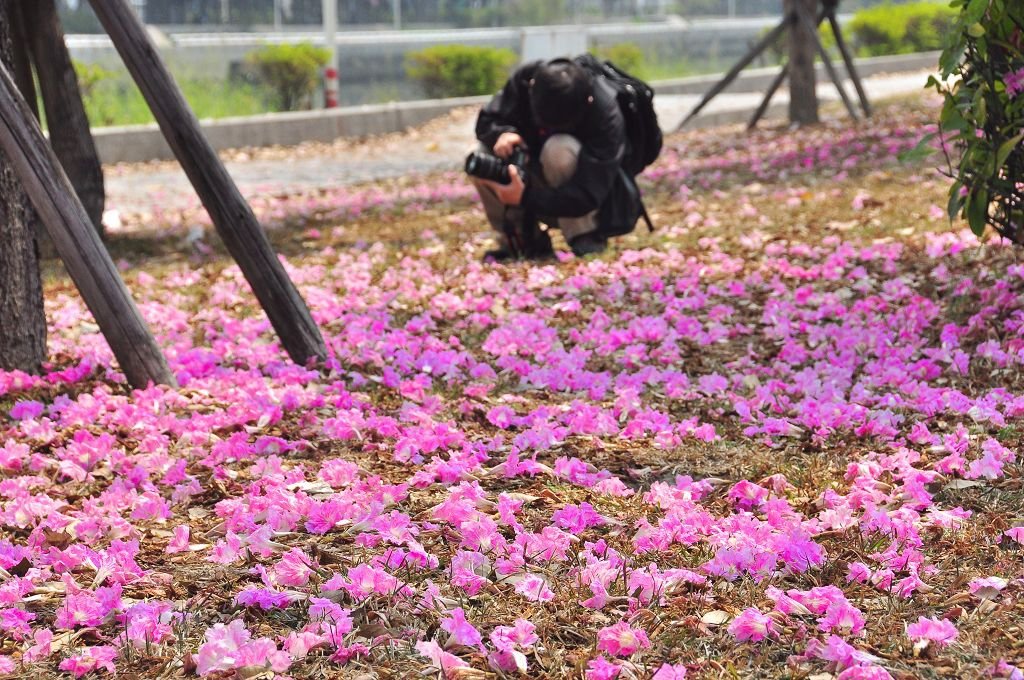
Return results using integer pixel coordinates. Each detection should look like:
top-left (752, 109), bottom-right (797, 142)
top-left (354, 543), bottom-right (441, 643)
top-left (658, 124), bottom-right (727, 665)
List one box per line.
top-left (0, 0), bottom-right (46, 373)
top-left (786, 0), bottom-right (819, 126)
top-left (22, 0), bottom-right (106, 236)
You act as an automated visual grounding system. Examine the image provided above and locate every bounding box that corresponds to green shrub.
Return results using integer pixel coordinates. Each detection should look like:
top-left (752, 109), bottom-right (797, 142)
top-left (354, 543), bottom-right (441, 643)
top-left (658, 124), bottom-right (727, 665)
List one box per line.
top-left (592, 43), bottom-right (645, 75)
top-left (245, 42), bottom-right (329, 110)
top-left (848, 2), bottom-right (957, 57)
top-left (72, 60), bottom-right (113, 100)
top-left (405, 45), bottom-right (517, 99)
top-left (81, 74), bottom-right (272, 127)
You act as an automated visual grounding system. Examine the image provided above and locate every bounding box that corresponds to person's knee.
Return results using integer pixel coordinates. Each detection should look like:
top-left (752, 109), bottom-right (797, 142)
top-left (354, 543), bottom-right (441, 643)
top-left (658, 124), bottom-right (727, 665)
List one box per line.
top-left (540, 134), bottom-right (581, 187)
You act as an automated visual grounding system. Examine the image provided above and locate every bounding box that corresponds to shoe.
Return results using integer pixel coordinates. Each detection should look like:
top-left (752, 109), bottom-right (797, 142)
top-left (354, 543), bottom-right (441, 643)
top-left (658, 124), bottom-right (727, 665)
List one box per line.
top-left (483, 225), bottom-right (554, 263)
top-left (522, 224), bottom-right (555, 260)
top-left (482, 242), bottom-right (555, 263)
top-left (483, 246), bottom-right (517, 262)
top-left (570, 233), bottom-right (607, 257)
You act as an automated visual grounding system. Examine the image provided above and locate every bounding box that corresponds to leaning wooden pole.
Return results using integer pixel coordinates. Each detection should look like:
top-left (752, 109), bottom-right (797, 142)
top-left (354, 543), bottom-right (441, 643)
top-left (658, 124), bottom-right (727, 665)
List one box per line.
top-left (0, 60), bottom-right (175, 388)
top-left (748, 6), bottom-right (828, 130)
top-left (89, 0), bottom-right (328, 366)
top-left (748, 64), bottom-right (789, 130)
top-left (827, 11), bottom-right (871, 117)
top-left (673, 18), bottom-right (789, 132)
top-left (24, 0), bottom-right (107, 236)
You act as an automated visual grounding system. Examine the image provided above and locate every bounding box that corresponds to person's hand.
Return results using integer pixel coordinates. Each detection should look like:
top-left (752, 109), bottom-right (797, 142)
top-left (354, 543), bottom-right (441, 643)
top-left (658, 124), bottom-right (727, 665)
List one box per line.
top-left (483, 164), bottom-right (525, 206)
top-left (494, 132), bottom-right (525, 159)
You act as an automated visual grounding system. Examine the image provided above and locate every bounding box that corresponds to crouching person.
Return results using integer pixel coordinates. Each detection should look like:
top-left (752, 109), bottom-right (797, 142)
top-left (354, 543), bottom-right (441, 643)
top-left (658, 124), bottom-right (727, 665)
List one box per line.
top-left (467, 57), bottom-right (643, 262)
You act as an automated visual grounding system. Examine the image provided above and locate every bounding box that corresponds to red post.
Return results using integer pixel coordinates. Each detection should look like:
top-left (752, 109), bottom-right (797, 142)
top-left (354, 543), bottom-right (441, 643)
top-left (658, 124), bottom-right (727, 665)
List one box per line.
top-left (324, 66), bottom-right (338, 108)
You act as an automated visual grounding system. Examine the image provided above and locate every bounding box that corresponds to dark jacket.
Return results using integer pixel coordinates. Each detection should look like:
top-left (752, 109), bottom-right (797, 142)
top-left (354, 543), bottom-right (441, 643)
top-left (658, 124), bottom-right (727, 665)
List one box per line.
top-left (475, 60), bottom-right (627, 219)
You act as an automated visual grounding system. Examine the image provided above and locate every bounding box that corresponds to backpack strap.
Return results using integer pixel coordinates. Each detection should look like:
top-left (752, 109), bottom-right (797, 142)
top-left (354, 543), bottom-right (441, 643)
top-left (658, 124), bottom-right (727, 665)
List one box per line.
top-left (639, 198), bottom-right (655, 233)
top-left (620, 167), bottom-right (655, 233)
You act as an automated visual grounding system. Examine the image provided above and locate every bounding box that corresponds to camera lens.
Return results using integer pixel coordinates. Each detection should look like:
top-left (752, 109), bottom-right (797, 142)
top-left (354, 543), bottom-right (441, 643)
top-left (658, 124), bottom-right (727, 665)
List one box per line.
top-left (464, 151), bottom-right (510, 184)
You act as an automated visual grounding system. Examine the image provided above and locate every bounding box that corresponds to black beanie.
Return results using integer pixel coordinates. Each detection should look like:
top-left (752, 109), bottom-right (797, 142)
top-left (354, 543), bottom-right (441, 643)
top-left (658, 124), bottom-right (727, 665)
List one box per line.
top-left (529, 58), bottom-right (593, 130)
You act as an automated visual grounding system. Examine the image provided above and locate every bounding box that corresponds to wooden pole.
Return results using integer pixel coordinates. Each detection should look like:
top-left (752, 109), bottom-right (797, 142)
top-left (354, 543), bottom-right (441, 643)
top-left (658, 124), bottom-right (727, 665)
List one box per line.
top-left (673, 17), bottom-right (788, 132)
top-left (748, 64), bottom-right (789, 130)
top-left (748, 5), bottom-right (829, 130)
top-left (7, 4), bottom-right (36, 119)
top-left (88, 0), bottom-right (328, 366)
top-left (0, 60), bottom-right (175, 388)
top-left (23, 0), bottom-right (107, 236)
top-left (828, 11), bottom-right (871, 116)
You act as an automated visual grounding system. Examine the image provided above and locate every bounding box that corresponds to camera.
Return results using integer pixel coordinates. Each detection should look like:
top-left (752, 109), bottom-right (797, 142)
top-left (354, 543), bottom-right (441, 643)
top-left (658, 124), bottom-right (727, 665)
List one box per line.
top-left (464, 146), bottom-right (528, 184)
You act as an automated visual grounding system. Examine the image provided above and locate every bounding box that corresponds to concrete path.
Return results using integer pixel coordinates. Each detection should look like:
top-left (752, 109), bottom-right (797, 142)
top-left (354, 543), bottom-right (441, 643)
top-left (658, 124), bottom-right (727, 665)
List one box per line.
top-left (104, 69), bottom-right (934, 215)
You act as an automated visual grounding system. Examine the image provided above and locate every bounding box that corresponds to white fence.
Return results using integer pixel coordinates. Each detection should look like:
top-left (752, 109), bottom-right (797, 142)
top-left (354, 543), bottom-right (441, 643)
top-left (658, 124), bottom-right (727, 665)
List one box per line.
top-left (67, 17), bottom-right (835, 105)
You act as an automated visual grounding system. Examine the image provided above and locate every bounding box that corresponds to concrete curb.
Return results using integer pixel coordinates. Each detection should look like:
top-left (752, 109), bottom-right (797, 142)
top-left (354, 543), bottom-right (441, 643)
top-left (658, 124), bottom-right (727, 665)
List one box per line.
top-left (94, 51), bottom-right (937, 164)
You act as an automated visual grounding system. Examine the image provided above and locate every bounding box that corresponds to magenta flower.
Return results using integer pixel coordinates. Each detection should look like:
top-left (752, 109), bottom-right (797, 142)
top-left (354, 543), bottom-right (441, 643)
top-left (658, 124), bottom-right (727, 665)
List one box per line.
top-left (23, 628), bottom-right (54, 663)
top-left (274, 547), bottom-right (314, 587)
top-left (441, 607), bottom-right (483, 648)
top-left (819, 600), bottom-right (866, 636)
top-left (727, 480), bottom-right (769, 509)
top-left (491, 619), bottom-right (538, 650)
top-left (728, 608), bottom-right (776, 643)
top-left (513, 574), bottom-right (555, 602)
top-left (1005, 67), bottom-right (1024, 98)
top-left (415, 639), bottom-right (468, 674)
top-left (969, 576), bottom-right (1007, 599)
top-left (586, 655), bottom-right (622, 679)
top-left (836, 665), bottom-right (895, 680)
top-left (282, 630), bottom-right (327, 658)
top-left (234, 586), bottom-right (291, 610)
top-left (9, 400), bottom-right (44, 420)
top-left (906, 616), bottom-right (958, 648)
top-left (1003, 527), bottom-right (1024, 545)
top-left (846, 562), bottom-right (872, 584)
top-left (551, 502), bottom-right (606, 533)
top-left (596, 621), bottom-right (651, 657)
top-left (653, 663), bottom-right (689, 679)
top-left (165, 525), bottom-right (190, 554)
top-left (58, 646), bottom-right (117, 678)
top-left (195, 619), bottom-right (291, 676)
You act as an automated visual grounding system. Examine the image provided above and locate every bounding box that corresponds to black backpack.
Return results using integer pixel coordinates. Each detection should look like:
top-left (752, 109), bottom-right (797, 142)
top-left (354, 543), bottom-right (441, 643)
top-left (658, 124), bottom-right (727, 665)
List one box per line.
top-left (572, 54), bottom-right (661, 234)
top-left (574, 53), bottom-right (663, 177)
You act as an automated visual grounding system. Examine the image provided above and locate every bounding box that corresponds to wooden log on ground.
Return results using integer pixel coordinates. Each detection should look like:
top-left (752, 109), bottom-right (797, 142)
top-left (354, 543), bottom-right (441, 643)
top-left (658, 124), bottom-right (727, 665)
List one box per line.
top-left (0, 59), bottom-right (175, 388)
top-left (88, 0), bottom-right (328, 367)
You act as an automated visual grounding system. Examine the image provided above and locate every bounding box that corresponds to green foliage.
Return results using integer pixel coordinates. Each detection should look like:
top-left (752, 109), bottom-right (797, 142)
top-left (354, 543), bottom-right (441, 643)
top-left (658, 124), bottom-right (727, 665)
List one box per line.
top-left (81, 74), bottom-right (272, 127)
top-left (931, 0), bottom-right (1024, 241)
top-left (405, 45), bottom-right (517, 99)
top-left (72, 61), bottom-right (113, 100)
top-left (592, 43), bottom-right (645, 75)
top-left (245, 43), bottom-right (330, 111)
top-left (848, 2), bottom-right (957, 56)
